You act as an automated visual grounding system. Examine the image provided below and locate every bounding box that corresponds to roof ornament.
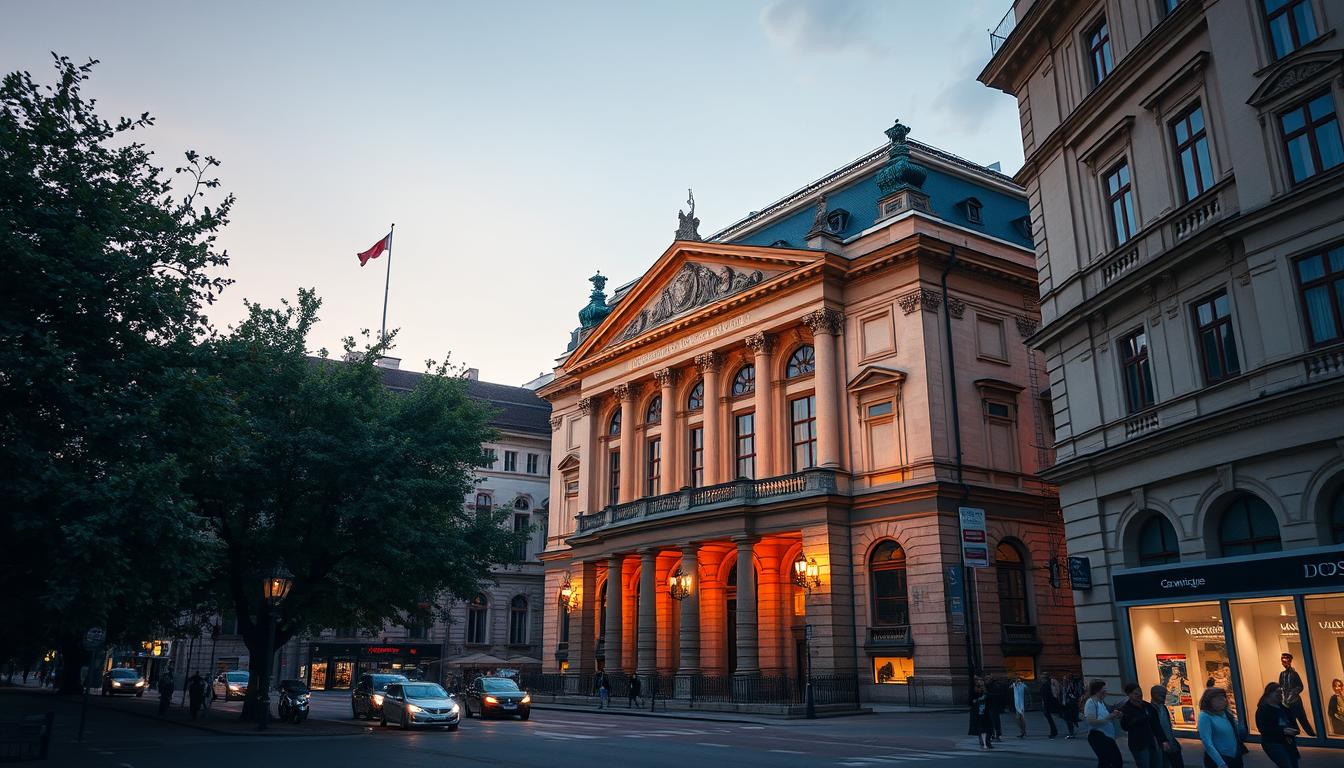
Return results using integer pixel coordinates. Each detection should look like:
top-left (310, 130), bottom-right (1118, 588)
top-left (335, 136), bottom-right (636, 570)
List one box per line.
top-left (676, 188), bottom-right (702, 241)
top-left (578, 271), bottom-right (613, 330)
top-left (875, 119), bottom-right (933, 219)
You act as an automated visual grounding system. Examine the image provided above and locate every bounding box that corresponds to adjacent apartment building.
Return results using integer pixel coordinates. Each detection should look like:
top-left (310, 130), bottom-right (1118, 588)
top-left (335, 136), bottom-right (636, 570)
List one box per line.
top-left (981, 0), bottom-right (1344, 746)
top-left (536, 120), bottom-right (1079, 707)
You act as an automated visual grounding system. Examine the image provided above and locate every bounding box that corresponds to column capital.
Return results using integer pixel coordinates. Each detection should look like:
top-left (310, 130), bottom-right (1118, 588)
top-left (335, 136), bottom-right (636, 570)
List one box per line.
top-left (694, 351), bottom-right (722, 373)
top-left (577, 395), bottom-right (599, 415)
top-left (803, 307), bottom-right (844, 336)
top-left (730, 534), bottom-right (759, 547)
top-left (550, 415), bottom-right (564, 432)
top-left (679, 543), bottom-right (699, 558)
top-left (653, 367), bottom-right (679, 387)
top-left (614, 382), bottom-right (640, 402)
top-left (637, 547), bottom-right (659, 558)
top-left (745, 331), bottom-right (774, 354)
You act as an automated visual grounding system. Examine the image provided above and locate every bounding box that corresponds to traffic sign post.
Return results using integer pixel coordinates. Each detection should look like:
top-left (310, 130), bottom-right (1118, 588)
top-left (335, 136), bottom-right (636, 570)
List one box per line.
top-left (79, 627), bottom-right (105, 742)
top-left (958, 507), bottom-right (988, 567)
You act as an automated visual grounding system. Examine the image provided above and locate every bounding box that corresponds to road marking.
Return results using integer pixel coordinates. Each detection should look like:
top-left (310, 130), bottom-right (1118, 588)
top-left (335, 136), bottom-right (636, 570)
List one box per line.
top-left (696, 742), bottom-right (731, 747)
top-left (770, 749), bottom-right (805, 754)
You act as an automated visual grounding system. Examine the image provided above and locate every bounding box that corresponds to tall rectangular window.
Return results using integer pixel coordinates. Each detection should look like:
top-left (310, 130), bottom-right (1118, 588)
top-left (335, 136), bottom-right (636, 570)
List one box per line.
top-left (480, 448), bottom-right (496, 468)
top-left (607, 449), bottom-right (620, 505)
top-left (645, 437), bottom-right (661, 497)
top-left (512, 513), bottom-right (530, 561)
top-left (1280, 92), bottom-right (1344, 184)
top-left (734, 412), bottom-right (755, 479)
top-left (1118, 329), bottom-right (1156, 414)
top-left (1262, 0), bottom-right (1318, 59)
top-left (1087, 18), bottom-right (1114, 85)
top-left (1192, 291), bottom-right (1241, 384)
top-left (688, 427), bottom-right (704, 488)
top-left (1172, 103), bottom-right (1214, 202)
top-left (526, 453), bottom-right (539, 474)
top-left (504, 450), bottom-right (518, 472)
top-left (1295, 246), bottom-right (1344, 346)
top-left (1105, 161), bottom-right (1137, 246)
top-left (790, 395), bottom-right (817, 471)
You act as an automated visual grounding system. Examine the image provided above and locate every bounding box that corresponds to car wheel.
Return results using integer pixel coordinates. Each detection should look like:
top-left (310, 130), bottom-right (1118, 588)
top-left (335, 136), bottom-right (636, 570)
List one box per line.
top-left (400, 712), bottom-right (409, 731)
top-left (448, 724), bottom-right (459, 732)
top-left (380, 710), bottom-right (388, 727)
top-left (520, 711), bottom-right (530, 721)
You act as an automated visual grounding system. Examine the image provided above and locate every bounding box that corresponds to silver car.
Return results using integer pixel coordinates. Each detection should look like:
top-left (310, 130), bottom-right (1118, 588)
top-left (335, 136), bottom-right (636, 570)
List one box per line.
top-left (379, 682), bottom-right (460, 731)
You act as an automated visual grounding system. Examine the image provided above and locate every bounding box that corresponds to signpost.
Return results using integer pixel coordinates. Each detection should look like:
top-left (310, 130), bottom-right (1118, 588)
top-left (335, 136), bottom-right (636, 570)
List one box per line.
top-left (958, 507), bottom-right (988, 568)
top-left (945, 566), bottom-right (966, 631)
top-left (1068, 556), bottom-right (1093, 590)
top-left (79, 627), bottom-right (105, 742)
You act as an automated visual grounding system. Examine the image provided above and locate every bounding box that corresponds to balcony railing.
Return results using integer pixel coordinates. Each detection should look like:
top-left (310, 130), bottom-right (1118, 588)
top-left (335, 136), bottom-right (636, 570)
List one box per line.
top-left (574, 468), bottom-right (841, 535)
top-left (1001, 624), bottom-right (1043, 653)
top-left (866, 625), bottom-right (915, 651)
top-left (989, 4), bottom-right (1018, 54)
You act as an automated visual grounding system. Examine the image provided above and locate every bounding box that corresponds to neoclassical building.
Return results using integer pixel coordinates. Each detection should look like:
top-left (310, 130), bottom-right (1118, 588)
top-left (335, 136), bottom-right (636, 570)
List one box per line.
top-left (981, 0), bottom-right (1344, 747)
top-left (537, 123), bottom-right (1079, 705)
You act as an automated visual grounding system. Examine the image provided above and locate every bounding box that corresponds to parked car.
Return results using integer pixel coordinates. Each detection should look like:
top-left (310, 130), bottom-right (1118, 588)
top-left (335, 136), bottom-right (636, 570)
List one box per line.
top-left (462, 676), bottom-right (530, 720)
top-left (213, 671), bottom-right (249, 701)
top-left (351, 673), bottom-right (409, 720)
top-left (101, 668), bottom-right (147, 696)
top-left (277, 679), bottom-right (310, 723)
top-left (379, 682), bottom-right (460, 730)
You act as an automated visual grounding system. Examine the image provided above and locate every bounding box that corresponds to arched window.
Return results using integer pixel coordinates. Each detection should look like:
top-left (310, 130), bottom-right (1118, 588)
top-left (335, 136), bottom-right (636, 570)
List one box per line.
top-left (870, 541), bottom-right (909, 626)
top-left (513, 497), bottom-right (530, 511)
top-left (1218, 495), bottom-right (1282, 555)
top-left (1136, 515), bottom-right (1180, 566)
top-left (508, 595), bottom-right (529, 645)
top-left (732, 365), bottom-right (756, 396)
top-left (687, 380), bottom-right (704, 411)
top-left (474, 493), bottom-right (493, 510)
top-left (995, 541), bottom-right (1030, 626)
top-left (1330, 487), bottom-right (1344, 544)
top-left (645, 395), bottom-right (662, 424)
top-left (608, 409), bottom-right (621, 436)
top-left (466, 595), bottom-right (488, 644)
top-left (786, 345), bottom-right (816, 378)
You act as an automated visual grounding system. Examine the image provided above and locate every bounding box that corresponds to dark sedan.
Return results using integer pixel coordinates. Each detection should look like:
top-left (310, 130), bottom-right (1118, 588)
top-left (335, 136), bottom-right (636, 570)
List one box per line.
top-left (463, 676), bottom-right (530, 720)
top-left (351, 673), bottom-right (409, 720)
top-left (101, 668), bottom-right (147, 696)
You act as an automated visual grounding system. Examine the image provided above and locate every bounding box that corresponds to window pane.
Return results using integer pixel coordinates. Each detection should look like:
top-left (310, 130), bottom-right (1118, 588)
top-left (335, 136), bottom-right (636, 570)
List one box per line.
top-left (1181, 150), bottom-right (1200, 201)
top-left (1174, 118), bottom-right (1189, 144)
top-left (1329, 247), bottom-right (1344, 272)
top-left (1292, 2), bottom-right (1318, 44)
top-left (1127, 602), bottom-right (1228, 731)
top-left (1316, 120), bottom-right (1344, 172)
top-left (1281, 107), bottom-right (1306, 134)
top-left (1189, 105), bottom-right (1204, 134)
top-left (1303, 286), bottom-right (1337, 343)
top-left (1218, 325), bottom-right (1240, 374)
top-left (1269, 16), bottom-right (1293, 58)
top-left (1229, 597), bottom-right (1308, 734)
top-left (1304, 594), bottom-right (1344, 737)
top-left (1298, 254), bottom-right (1325, 282)
top-left (1195, 139), bottom-right (1214, 192)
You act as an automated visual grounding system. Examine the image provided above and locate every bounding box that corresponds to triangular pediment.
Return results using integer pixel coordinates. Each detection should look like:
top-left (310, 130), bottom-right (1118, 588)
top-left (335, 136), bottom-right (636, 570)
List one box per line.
top-left (847, 365), bottom-right (907, 393)
top-left (1247, 50), bottom-right (1343, 106)
top-left (556, 453), bottom-right (581, 473)
top-left (565, 241), bottom-right (823, 368)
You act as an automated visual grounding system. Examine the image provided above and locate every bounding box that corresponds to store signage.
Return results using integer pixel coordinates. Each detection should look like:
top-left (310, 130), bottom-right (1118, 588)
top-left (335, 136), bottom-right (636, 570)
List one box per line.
top-left (1113, 547), bottom-right (1344, 603)
top-left (959, 507), bottom-right (989, 568)
top-left (945, 566), bottom-right (966, 631)
top-left (1068, 556), bottom-right (1093, 590)
top-left (1182, 624), bottom-right (1225, 637)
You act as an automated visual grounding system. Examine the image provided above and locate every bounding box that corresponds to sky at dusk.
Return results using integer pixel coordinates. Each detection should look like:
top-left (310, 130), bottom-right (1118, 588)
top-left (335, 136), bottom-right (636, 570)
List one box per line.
top-left (4, 0), bottom-right (1024, 386)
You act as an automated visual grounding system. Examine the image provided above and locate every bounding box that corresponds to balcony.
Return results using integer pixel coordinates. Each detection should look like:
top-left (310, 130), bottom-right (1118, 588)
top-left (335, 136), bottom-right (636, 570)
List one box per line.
top-left (989, 4), bottom-right (1018, 55)
top-left (573, 468), bottom-right (843, 536)
top-left (865, 625), bottom-right (915, 654)
top-left (1001, 623), bottom-right (1042, 655)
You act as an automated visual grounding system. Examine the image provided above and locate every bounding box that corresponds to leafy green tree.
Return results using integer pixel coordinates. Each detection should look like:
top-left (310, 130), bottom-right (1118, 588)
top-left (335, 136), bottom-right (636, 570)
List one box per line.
top-left (186, 290), bottom-right (522, 720)
top-left (0, 55), bottom-right (232, 690)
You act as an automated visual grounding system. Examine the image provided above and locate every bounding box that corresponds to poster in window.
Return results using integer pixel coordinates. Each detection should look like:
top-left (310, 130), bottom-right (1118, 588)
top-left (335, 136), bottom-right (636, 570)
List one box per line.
top-left (1156, 653), bottom-right (1194, 727)
top-left (1197, 642), bottom-right (1237, 721)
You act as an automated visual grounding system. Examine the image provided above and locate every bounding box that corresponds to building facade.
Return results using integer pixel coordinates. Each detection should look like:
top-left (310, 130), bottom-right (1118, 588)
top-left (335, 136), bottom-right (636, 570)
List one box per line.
top-left (537, 122), bottom-right (1079, 706)
top-left (981, 0), bottom-right (1344, 746)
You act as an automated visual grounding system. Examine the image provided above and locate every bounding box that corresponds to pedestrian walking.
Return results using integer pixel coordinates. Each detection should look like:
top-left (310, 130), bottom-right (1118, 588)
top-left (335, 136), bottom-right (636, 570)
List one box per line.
top-left (1064, 674), bottom-right (1082, 738)
top-left (187, 672), bottom-right (206, 720)
top-left (1011, 675), bottom-right (1028, 738)
top-left (1196, 687), bottom-right (1248, 768)
top-left (1255, 683), bottom-right (1301, 768)
top-left (1040, 672), bottom-right (1061, 739)
top-left (627, 674), bottom-right (643, 709)
top-left (1277, 653), bottom-right (1315, 737)
top-left (1120, 682), bottom-right (1169, 768)
top-left (1149, 684), bottom-right (1185, 768)
top-left (1084, 679), bottom-right (1125, 768)
top-left (987, 675), bottom-right (1006, 742)
top-left (594, 671), bottom-right (610, 710)
top-left (969, 678), bottom-right (994, 750)
top-left (157, 668), bottom-right (176, 716)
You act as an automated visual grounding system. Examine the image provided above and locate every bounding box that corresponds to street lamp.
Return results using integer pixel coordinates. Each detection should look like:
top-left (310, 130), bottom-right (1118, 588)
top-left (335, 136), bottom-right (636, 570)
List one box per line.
top-left (668, 566), bottom-right (693, 601)
top-left (791, 553), bottom-right (821, 719)
top-left (258, 564), bottom-right (292, 731)
top-left (558, 574), bottom-right (576, 614)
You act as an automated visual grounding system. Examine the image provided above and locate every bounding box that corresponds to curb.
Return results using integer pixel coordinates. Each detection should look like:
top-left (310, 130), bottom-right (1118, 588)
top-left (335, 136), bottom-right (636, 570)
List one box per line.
top-left (531, 703), bottom-right (777, 725)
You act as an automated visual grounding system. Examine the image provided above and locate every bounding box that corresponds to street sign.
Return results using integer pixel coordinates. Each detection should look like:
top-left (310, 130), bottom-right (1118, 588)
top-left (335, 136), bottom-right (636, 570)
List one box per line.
top-left (83, 627), bottom-right (105, 651)
top-left (1068, 556), bottom-right (1093, 590)
top-left (804, 623), bottom-right (813, 640)
top-left (958, 507), bottom-right (989, 568)
top-left (945, 566), bottom-right (966, 631)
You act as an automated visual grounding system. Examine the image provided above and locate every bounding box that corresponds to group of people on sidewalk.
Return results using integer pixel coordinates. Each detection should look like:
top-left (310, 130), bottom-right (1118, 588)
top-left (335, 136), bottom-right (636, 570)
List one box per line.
top-left (969, 671), bottom-right (1085, 749)
top-left (592, 671), bottom-right (645, 710)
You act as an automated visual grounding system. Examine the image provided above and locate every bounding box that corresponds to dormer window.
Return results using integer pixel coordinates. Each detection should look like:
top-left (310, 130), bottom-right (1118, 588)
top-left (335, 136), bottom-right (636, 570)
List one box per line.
top-left (770, 239), bottom-right (791, 247)
top-left (826, 208), bottom-right (850, 234)
top-left (1012, 215), bottom-right (1033, 242)
top-left (959, 198), bottom-right (984, 225)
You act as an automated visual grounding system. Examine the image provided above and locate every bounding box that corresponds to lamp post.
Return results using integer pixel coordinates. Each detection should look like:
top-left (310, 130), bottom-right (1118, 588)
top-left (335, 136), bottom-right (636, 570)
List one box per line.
top-left (258, 565), bottom-right (293, 731)
top-left (792, 553), bottom-right (821, 719)
top-left (667, 566), bottom-right (692, 602)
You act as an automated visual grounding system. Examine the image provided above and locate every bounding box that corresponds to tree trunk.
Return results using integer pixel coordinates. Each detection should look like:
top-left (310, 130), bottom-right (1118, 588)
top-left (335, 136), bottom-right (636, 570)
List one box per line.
top-left (238, 628), bottom-right (269, 722)
top-left (56, 634), bottom-right (88, 695)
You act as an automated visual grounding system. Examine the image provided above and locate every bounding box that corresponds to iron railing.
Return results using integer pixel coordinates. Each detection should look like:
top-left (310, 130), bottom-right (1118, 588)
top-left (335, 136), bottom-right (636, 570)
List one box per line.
top-left (989, 4), bottom-right (1018, 54)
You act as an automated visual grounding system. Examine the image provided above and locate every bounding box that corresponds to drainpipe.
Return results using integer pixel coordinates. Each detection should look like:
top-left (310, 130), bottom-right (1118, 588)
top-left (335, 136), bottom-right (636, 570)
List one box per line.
top-left (941, 247), bottom-right (981, 694)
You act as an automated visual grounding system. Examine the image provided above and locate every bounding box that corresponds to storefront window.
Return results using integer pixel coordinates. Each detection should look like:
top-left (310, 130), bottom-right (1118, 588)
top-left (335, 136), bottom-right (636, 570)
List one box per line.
top-left (1004, 656), bottom-right (1037, 681)
top-left (1304, 593), bottom-right (1344, 737)
top-left (1229, 597), bottom-right (1309, 734)
top-left (1129, 601), bottom-right (1229, 730)
top-left (332, 660), bottom-right (354, 689)
top-left (873, 656), bottom-right (914, 684)
top-left (310, 660), bottom-right (329, 689)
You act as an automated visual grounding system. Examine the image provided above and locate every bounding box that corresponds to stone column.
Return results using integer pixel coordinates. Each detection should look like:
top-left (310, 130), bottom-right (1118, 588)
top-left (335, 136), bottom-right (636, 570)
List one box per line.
top-left (746, 332), bottom-right (774, 478)
top-left (733, 537), bottom-right (760, 675)
top-left (616, 383), bottom-right (638, 503)
top-left (637, 549), bottom-right (658, 677)
top-left (604, 554), bottom-right (623, 673)
top-left (805, 309), bottom-right (844, 469)
top-left (577, 396), bottom-right (599, 515)
top-left (695, 352), bottom-right (722, 485)
top-left (678, 545), bottom-right (701, 674)
top-left (654, 367), bottom-right (678, 492)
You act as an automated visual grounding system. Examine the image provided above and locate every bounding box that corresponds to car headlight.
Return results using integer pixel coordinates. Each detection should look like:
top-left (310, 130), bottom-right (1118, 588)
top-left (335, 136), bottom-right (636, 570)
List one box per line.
top-left (372, 693), bottom-right (384, 706)
top-left (298, 694), bottom-right (310, 702)
top-left (520, 694), bottom-right (531, 704)
top-left (449, 703), bottom-right (460, 714)
top-left (136, 681), bottom-right (146, 687)
top-left (112, 681), bottom-right (122, 687)
top-left (483, 695), bottom-right (498, 704)
top-left (229, 684), bottom-right (240, 691)
top-left (406, 704), bottom-right (422, 713)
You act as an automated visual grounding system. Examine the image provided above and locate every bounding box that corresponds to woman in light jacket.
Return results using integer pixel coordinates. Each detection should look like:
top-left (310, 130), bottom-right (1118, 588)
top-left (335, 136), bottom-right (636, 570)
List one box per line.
top-left (1196, 687), bottom-right (1247, 768)
top-left (1084, 679), bottom-right (1124, 768)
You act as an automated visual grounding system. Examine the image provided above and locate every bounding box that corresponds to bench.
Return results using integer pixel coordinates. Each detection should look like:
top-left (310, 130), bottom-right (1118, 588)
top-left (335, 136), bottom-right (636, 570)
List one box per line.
top-left (0, 712), bottom-right (54, 762)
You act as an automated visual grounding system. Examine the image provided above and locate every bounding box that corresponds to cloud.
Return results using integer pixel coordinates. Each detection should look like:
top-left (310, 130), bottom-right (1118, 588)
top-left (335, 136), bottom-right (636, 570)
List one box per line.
top-left (759, 0), bottom-right (888, 58)
top-left (928, 23), bottom-right (1015, 135)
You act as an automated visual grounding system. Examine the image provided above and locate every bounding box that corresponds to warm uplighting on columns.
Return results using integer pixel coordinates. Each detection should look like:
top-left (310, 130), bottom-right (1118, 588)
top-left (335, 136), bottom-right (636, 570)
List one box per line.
top-left (668, 566), bottom-right (693, 601)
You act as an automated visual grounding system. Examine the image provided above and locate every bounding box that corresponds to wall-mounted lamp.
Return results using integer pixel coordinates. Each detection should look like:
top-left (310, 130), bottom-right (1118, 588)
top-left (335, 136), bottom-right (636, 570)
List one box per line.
top-left (668, 566), bottom-right (693, 601)
top-left (792, 554), bottom-right (821, 591)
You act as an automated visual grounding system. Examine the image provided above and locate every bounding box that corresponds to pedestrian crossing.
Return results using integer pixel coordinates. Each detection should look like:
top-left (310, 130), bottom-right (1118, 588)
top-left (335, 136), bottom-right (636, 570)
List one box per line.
top-left (834, 748), bottom-right (982, 765)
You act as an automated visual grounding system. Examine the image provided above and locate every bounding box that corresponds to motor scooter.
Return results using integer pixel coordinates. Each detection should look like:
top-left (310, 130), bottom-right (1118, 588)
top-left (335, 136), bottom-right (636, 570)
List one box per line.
top-left (277, 679), bottom-right (310, 724)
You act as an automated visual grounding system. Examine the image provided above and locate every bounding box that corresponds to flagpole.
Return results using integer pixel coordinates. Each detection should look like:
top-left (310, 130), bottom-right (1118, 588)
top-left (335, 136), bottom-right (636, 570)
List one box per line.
top-left (380, 223), bottom-right (395, 346)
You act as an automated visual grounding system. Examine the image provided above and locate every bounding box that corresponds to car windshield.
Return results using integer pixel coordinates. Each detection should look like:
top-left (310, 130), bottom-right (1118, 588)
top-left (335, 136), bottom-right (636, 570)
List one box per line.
top-left (226, 672), bottom-right (249, 682)
top-left (280, 680), bottom-right (308, 693)
top-left (372, 675), bottom-right (407, 691)
top-left (480, 678), bottom-right (520, 692)
top-left (403, 684), bottom-right (447, 699)
top-left (110, 669), bottom-right (138, 679)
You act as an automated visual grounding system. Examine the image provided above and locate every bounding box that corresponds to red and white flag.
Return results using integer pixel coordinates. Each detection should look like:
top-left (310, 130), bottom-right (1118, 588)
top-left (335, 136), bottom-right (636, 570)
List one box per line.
top-left (357, 232), bottom-right (392, 266)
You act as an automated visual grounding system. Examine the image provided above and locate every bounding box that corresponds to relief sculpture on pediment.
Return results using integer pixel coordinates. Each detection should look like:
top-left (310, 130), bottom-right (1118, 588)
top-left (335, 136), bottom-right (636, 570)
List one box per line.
top-left (609, 262), bottom-right (768, 346)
